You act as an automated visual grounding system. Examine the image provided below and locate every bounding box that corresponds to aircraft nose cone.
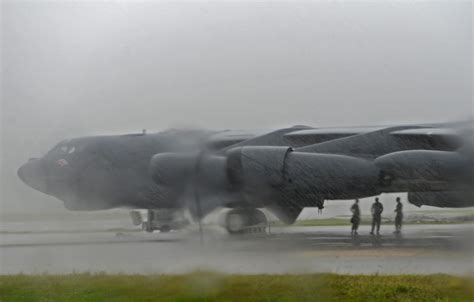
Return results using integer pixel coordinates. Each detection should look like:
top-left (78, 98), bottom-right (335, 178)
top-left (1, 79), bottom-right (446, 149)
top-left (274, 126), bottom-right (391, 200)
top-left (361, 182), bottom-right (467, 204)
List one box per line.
top-left (17, 165), bottom-right (26, 183)
top-left (17, 159), bottom-right (48, 194)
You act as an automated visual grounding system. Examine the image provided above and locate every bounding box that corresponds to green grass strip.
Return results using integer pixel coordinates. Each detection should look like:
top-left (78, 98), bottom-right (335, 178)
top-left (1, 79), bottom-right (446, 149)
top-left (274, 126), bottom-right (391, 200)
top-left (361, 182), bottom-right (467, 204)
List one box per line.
top-left (1, 272), bottom-right (473, 302)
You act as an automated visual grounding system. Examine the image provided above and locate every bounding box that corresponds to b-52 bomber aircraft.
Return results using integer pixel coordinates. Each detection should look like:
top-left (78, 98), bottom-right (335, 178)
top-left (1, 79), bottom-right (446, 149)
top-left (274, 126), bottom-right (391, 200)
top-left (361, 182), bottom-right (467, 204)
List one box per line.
top-left (18, 121), bottom-right (473, 234)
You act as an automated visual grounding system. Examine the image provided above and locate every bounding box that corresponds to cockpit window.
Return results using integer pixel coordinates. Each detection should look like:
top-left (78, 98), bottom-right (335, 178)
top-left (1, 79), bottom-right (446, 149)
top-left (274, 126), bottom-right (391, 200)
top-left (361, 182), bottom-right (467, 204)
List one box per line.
top-left (58, 145), bottom-right (75, 154)
top-left (48, 140), bottom-right (79, 157)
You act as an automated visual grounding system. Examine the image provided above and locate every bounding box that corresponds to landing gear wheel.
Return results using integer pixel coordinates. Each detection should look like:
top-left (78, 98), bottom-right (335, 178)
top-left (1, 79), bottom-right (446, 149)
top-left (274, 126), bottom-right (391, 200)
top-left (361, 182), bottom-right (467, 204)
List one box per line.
top-left (226, 211), bottom-right (246, 234)
top-left (225, 209), bottom-right (267, 235)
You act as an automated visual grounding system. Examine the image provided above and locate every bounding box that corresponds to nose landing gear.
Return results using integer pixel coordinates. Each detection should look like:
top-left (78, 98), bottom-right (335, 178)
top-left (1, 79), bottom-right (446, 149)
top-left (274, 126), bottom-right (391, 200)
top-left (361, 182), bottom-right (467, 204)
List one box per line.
top-left (224, 208), bottom-right (268, 234)
top-left (129, 209), bottom-right (189, 233)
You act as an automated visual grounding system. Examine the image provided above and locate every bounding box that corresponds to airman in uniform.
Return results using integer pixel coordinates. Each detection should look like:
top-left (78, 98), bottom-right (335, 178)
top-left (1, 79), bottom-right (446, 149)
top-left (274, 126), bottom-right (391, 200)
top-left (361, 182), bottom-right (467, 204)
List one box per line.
top-left (350, 199), bottom-right (360, 235)
top-left (370, 197), bottom-right (383, 235)
top-left (394, 197), bottom-right (403, 234)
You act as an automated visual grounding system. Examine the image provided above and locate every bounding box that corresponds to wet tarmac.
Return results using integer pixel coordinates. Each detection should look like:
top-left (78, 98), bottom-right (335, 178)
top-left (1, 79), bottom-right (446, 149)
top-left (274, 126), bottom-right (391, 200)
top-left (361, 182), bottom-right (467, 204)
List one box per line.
top-left (0, 221), bottom-right (473, 275)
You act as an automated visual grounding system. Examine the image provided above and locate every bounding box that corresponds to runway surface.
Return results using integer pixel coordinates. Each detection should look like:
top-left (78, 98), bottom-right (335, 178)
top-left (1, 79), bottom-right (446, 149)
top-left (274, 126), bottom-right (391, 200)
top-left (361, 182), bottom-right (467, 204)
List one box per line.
top-left (0, 220), bottom-right (473, 275)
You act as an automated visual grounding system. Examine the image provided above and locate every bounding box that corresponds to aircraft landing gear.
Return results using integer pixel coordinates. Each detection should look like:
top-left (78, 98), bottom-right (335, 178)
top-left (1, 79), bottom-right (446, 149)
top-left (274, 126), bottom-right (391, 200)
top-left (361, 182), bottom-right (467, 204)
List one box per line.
top-left (224, 208), bottom-right (267, 234)
top-left (129, 209), bottom-right (188, 233)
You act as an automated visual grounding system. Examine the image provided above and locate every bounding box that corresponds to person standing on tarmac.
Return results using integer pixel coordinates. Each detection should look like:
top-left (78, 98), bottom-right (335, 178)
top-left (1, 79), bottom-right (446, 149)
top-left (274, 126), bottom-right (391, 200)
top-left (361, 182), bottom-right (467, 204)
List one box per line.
top-left (370, 197), bottom-right (384, 235)
top-left (350, 199), bottom-right (360, 235)
top-left (394, 197), bottom-right (403, 234)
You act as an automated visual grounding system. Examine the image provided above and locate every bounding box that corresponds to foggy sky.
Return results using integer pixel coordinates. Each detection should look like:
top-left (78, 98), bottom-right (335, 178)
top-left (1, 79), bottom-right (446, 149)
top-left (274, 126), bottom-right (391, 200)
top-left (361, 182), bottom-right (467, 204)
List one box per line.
top-left (1, 0), bottom-right (472, 212)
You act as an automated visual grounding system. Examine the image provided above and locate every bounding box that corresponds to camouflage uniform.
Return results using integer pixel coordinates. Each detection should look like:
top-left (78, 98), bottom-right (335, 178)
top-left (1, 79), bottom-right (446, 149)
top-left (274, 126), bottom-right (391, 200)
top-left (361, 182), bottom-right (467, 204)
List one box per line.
top-left (350, 202), bottom-right (360, 235)
top-left (394, 201), bottom-right (403, 233)
top-left (370, 200), bottom-right (383, 235)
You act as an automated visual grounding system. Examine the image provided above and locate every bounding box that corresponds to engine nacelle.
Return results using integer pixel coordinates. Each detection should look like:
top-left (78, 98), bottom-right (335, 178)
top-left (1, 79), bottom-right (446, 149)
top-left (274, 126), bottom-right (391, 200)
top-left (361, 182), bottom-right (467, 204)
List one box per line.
top-left (408, 191), bottom-right (474, 208)
top-left (226, 146), bottom-right (291, 188)
top-left (225, 146), bottom-right (380, 203)
top-left (285, 152), bottom-right (380, 199)
top-left (375, 150), bottom-right (470, 182)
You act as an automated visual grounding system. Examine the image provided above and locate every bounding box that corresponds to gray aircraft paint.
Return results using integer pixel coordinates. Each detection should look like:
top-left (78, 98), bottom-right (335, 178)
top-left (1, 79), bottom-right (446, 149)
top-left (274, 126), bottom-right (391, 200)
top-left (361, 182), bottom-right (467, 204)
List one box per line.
top-left (17, 122), bottom-right (474, 225)
top-left (2, 1), bottom-right (472, 214)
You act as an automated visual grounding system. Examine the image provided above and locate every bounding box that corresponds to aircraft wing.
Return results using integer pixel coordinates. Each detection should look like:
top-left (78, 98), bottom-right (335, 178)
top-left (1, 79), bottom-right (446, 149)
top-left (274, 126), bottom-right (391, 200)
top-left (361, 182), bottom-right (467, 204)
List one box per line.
top-left (283, 126), bottom-right (385, 146)
top-left (210, 125), bottom-right (385, 150)
top-left (205, 129), bottom-right (272, 150)
top-left (296, 125), bottom-right (464, 157)
top-left (207, 124), bottom-right (465, 152)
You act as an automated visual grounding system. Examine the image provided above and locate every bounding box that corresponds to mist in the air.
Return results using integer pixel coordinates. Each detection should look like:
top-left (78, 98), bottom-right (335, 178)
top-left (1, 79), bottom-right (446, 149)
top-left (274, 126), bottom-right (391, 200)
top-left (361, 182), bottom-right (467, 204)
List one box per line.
top-left (1, 1), bottom-right (473, 279)
top-left (1, 1), bottom-right (472, 214)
